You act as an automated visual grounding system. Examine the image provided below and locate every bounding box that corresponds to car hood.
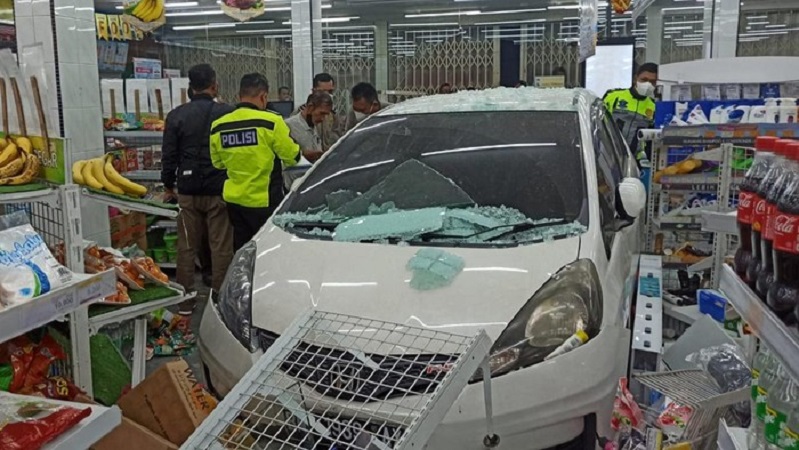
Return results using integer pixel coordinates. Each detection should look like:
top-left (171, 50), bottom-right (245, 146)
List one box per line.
top-left (251, 225), bottom-right (582, 342)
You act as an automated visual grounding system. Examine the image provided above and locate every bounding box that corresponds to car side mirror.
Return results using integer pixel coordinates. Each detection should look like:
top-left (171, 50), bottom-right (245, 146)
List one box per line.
top-left (617, 177), bottom-right (646, 219)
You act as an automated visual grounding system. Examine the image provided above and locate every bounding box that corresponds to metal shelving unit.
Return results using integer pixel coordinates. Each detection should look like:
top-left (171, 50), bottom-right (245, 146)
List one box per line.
top-left (0, 186), bottom-right (60, 205)
top-left (82, 189), bottom-right (178, 218)
top-left (123, 170), bottom-right (161, 181)
top-left (183, 310), bottom-right (495, 450)
top-left (0, 391), bottom-right (121, 449)
top-left (104, 130), bottom-right (163, 140)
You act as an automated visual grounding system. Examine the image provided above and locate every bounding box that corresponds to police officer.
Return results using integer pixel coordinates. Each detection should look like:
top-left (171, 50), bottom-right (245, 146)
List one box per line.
top-left (210, 73), bottom-right (301, 251)
top-left (603, 62), bottom-right (658, 160)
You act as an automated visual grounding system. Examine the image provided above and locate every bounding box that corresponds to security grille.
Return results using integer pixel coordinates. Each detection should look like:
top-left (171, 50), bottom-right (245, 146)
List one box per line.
top-left (737, 9), bottom-right (799, 58)
top-left (182, 310), bottom-right (494, 450)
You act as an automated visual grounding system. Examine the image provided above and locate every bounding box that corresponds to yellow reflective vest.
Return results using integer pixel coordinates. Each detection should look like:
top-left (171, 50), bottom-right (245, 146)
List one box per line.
top-left (603, 88), bottom-right (656, 153)
top-left (210, 103), bottom-right (300, 208)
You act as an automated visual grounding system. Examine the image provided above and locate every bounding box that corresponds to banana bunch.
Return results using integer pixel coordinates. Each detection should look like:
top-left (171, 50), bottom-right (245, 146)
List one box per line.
top-left (126, 0), bottom-right (164, 22)
top-left (0, 137), bottom-right (41, 186)
top-left (73, 156), bottom-right (148, 198)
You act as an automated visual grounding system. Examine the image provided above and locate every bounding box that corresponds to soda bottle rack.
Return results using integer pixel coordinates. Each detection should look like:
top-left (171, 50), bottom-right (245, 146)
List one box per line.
top-left (719, 264), bottom-right (799, 382)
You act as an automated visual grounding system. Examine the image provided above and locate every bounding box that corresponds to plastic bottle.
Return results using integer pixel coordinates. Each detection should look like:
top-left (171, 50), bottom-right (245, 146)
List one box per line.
top-left (766, 367), bottom-right (797, 450)
top-left (738, 136), bottom-right (780, 283)
top-left (758, 142), bottom-right (799, 303)
top-left (544, 329), bottom-right (588, 360)
top-left (749, 139), bottom-right (794, 291)
top-left (769, 145), bottom-right (799, 325)
top-left (780, 402), bottom-right (799, 450)
top-left (751, 349), bottom-right (773, 449)
top-left (756, 357), bottom-right (782, 450)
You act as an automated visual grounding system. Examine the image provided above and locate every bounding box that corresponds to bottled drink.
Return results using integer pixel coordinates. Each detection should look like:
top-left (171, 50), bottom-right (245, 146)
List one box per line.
top-left (756, 356), bottom-right (782, 450)
top-left (749, 139), bottom-right (793, 290)
top-left (769, 144), bottom-right (799, 325)
top-left (758, 142), bottom-right (799, 300)
top-left (750, 348), bottom-right (773, 449)
top-left (780, 402), bottom-right (799, 450)
top-left (765, 367), bottom-right (797, 450)
top-left (738, 136), bottom-right (779, 283)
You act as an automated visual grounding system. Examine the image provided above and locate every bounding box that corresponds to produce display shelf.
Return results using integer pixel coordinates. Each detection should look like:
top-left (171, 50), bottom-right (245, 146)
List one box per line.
top-left (0, 391), bottom-right (121, 450)
top-left (717, 419), bottom-right (748, 450)
top-left (82, 189), bottom-right (178, 217)
top-left (88, 287), bottom-right (193, 330)
top-left (104, 130), bottom-right (163, 139)
top-left (0, 270), bottom-right (117, 343)
top-left (719, 264), bottom-right (799, 381)
top-left (149, 219), bottom-right (177, 229)
top-left (0, 185), bottom-right (59, 204)
top-left (701, 210), bottom-right (738, 234)
top-left (122, 170), bottom-right (161, 181)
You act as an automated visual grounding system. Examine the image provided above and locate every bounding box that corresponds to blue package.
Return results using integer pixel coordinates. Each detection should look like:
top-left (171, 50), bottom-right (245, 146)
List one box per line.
top-left (698, 289), bottom-right (727, 323)
top-left (762, 83), bottom-right (780, 99)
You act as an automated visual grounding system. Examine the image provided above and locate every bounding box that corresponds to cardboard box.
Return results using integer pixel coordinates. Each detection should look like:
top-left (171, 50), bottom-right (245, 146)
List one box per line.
top-left (110, 211), bottom-right (148, 250)
top-left (91, 417), bottom-right (178, 450)
top-left (117, 359), bottom-right (217, 445)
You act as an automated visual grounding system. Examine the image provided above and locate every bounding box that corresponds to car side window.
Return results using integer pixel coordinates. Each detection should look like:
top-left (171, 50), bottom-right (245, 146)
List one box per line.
top-left (594, 108), bottom-right (623, 258)
top-left (603, 111), bottom-right (634, 177)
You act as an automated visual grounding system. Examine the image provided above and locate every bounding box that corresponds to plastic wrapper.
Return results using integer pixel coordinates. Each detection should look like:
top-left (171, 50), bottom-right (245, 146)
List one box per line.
top-left (656, 401), bottom-right (693, 441)
top-left (0, 212), bottom-right (74, 306)
top-left (612, 377), bottom-right (645, 432)
top-left (0, 49), bottom-right (37, 137)
top-left (18, 44), bottom-right (58, 137)
top-left (685, 343), bottom-right (751, 425)
top-left (0, 396), bottom-right (92, 449)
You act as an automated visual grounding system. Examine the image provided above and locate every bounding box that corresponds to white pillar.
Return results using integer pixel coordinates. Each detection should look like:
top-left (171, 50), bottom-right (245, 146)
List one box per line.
top-left (645, 7), bottom-right (663, 64)
top-left (291, 0), bottom-right (323, 96)
top-left (711, 0), bottom-right (740, 58)
top-left (374, 21), bottom-right (389, 98)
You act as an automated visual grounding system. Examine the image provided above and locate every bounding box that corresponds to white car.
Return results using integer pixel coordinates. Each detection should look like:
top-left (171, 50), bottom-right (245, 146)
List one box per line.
top-left (199, 88), bottom-right (645, 449)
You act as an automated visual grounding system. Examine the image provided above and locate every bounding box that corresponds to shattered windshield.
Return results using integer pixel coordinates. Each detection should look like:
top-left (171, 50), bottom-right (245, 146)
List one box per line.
top-left (274, 111), bottom-right (589, 247)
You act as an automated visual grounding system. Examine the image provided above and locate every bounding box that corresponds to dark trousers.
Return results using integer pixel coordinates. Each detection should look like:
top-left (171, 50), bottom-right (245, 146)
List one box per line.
top-left (228, 203), bottom-right (276, 251)
top-left (177, 194), bottom-right (233, 293)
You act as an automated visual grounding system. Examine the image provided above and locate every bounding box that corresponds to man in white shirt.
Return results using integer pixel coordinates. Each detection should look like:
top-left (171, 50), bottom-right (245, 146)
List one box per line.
top-left (284, 91), bottom-right (332, 189)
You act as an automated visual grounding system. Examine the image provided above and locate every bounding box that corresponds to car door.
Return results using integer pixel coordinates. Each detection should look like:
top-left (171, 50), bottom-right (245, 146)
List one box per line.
top-left (592, 101), bottom-right (639, 327)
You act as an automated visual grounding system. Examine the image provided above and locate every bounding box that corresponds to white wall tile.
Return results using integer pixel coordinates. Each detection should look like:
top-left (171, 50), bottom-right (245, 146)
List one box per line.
top-left (77, 31), bottom-right (96, 65)
top-left (79, 64), bottom-right (101, 108)
top-left (53, 4), bottom-right (74, 18)
top-left (31, 0), bottom-right (50, 17)
top-left (74, 5), bottom-right (94, 22)
top-left (14, 16), bottom-right (34, 50)
top-left (15, 0), bottom-right (32, 18)
top-left (32, 16), bottom-right (56, 64)
top-left (58, 63), bottom-right (81, 109)
top-left (55, 16), bottom-right (78, 64)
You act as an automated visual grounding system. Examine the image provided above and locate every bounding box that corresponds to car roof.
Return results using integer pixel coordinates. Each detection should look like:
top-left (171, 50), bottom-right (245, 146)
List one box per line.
top-left (377, 87), bottom-right (598, 117)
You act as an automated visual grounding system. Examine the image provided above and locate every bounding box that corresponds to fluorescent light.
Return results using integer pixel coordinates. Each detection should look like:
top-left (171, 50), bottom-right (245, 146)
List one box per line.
top-left (548, 5), bottom-right (581, 10)
top-left (662, 6), bottom-right (704, 12)
top-left (479, 8), bottom-right (547, 15)
top-left (562, 16), bottom-right (580, 20)
top-left (664, 20), bottom-right (704, 25)
top-left (173, 23), bottom-right (236, 30)
top-left (765, 24), bottom-right (787, 28)
top-left (746, 15), bottom-right (768, 20)
top-left (474, 18), bottom-right (546, 25)
top-left (390, 22), bottom-right (459, 27)
top-left (664, 26), bottom-right (694, 31)
top-left (166, 9), bottom-right (225, 16)
top-left (235, 20), bottom-right (275, 25)
top-left (405, 10), bottom-right (479, 18)
top-left (282, 16), bottom-right (358, 25)
top-left (166, 1), bottom-right (198, 7)
top-left (748, 21), bottom-right (769, 25)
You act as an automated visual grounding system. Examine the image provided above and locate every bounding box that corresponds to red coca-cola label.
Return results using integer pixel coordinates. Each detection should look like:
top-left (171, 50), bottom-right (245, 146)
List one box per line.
top-left (773, 212), bottom-right (799, 255)
top-left (764, 203), bottom-right (778, 240)
top-left (738, 192), bottom-right (756, 224)
top-left (752, 196), bottom-right (767, 232)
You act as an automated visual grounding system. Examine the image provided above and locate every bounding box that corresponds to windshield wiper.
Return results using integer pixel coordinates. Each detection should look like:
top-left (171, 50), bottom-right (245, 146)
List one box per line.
top-left (479, 219), bottom-right (570, 242)
top-left (287, 221), bottom-right (340, 230)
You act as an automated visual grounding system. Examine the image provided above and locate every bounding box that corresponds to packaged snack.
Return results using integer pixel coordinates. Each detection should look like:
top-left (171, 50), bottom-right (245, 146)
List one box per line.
top-left (611, 378), bottom-right (645, 432)
top-left (6, 337), bottom-right (34, 393)
top-left (21, 335), bottom-right (65, 391)
top-left (0, 397), bottom-right (92, 450)
top-left (656, 402), bottom-right (693, 441)
top-left (26, 376), bottom-right (84, 401)
top-left (0, 219), bottom-right (73, 305)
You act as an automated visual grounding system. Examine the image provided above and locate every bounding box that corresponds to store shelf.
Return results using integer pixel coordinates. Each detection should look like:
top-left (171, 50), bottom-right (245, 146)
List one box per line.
top-left (149, 219), bottom-right (177, 229)
top-left (88, 289), bottom-right (194, 331)
top-left (82, 189), bottom-right (178, 217)
top-left (664, 302), bottom-right (705, 325)
top-left (104, 130), bottom-right (163, 139)
top-left (719, 264), bottom-right (799, 381)
top-left (717, 419), bottom-right (748, 450)
top-left (0, 270), bottom-right (116, 343)
top-left (158, 262), bottom-right (176, 269)
top-left (701, 210), bottom-right (738, 234)
top-left (0, 391), bottom-right (121, 449)
top-left (0, 186), bottom-right (59, 205)
top-left (123, 170), bottom-right (161, 181)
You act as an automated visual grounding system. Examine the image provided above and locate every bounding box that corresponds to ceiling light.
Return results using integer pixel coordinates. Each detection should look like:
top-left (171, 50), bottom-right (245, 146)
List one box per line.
top-left (562, 16), bottom-right (580, 20)
top-left (165, 1), bottom-right (198, 7)
top-left (748, 21), bottom-right (769, 25)
top-left (765, 24), bottom-right (787, 28)
top-left (479, 8), bottom-right (547, 15)
top-left (235, 20), bottom-right (275, 25)
top-left (390, 22), bottom-right (459, 27)
top-left (405, 10), bottom-right (479, 18)
top-left (548, 5), bottom-right (581, 10)
top-left (474, 18), bottom-right (546, 26)
top-left (663, 20), bottom-right (704, 25)
top-left (173, 23), bottom-right (236, 30)
top-left (166, 9), bottom-right (225, 16)
top-left (664, 26), bottom-right (694, 30)
top-left (282, 16), bottom-right (358, 25)
top-left (662, 6), bottom-right (704, 12)
top-left (746, 15), bottom-right (768, 20)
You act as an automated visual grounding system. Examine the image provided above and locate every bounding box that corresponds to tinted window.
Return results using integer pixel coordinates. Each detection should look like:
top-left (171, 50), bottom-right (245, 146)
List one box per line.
top-left (594, 109), bottom-right (623, 257)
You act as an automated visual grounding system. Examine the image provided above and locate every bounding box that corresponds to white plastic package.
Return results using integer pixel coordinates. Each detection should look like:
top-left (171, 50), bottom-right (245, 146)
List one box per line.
top-left (0, 212), bottom-right (73, 306)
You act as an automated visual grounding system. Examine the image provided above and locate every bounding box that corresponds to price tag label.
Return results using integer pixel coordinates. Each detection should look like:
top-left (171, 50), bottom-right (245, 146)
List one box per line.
top-left (702, 84), bottom-right (722, 101)
top-left (671, 85), bottom-right (692, 101)
top-left (742, 84), bottom-right (761, 99)
top-left (724, 84), bottom-right (742, 100)
top-left (26, 291), bottom-right (76, 328)
top-left (77, 273), bottom-right (116, 304)
top-left (53, 291), bottom-right (77, 314)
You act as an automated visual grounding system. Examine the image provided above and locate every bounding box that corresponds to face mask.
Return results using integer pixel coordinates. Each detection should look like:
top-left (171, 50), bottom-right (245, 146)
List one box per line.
top-left (354, 111), bottom-right (367, 122)
top-left (635, 81), bottom-right (656, 98)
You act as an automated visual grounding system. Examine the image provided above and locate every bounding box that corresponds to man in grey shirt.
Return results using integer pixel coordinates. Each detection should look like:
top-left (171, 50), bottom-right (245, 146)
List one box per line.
top-left (284, 91), bottom-right (332, 189)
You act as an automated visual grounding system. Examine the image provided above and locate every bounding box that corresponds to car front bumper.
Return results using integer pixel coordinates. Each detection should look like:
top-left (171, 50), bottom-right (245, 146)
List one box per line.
top-left (199, 298), bottom-right (629, 448)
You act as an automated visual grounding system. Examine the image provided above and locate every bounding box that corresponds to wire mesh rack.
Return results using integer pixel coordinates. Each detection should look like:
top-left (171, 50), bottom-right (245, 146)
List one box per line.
top-left (183, 310), bottom-right (494, 450)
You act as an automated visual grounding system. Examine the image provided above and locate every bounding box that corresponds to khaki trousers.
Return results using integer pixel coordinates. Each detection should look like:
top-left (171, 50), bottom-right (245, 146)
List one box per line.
top-left (177, 195), bottom-right (233, 293)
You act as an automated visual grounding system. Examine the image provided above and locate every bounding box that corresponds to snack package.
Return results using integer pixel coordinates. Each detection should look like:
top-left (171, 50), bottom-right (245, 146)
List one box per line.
top-left (0, 397), bottom-right (92, 450)
top-left (611, 378), bottom-right (645, 432)
top-left (26, 376), bottom-right (85, 401)
top-left (656, 401), bottom-right (693, 441)
top-left (6, 337), bottom-right (34, 393)
top-left (0, 213), bottom-right (73, 305)
top-left (21, 335), bottom-right (65, 391)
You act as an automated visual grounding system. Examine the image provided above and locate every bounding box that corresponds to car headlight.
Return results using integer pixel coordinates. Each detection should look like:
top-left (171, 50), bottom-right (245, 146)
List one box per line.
top-left (473, 259), bottom-right (603, 382)
top-left (218, 241), bottom-right (257, 351)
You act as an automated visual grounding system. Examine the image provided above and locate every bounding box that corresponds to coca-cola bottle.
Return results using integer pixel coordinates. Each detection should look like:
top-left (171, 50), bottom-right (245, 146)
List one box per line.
top-left (759, 142), bottom-right (799, 300)
top-left (737, 136), bottom-right (779, 282)
top-left (748, 139), bottom-right (793, 290)
top-left (769, 144), bottom-right (799, 324)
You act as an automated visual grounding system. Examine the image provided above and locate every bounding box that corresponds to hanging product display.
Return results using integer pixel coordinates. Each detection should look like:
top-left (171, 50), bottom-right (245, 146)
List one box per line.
top-left (122, 0), bottom-right (165, 33)
top-left (221, 0), bottom-right (266, 21)
top-left (612, 0), bottom-right (632, 14)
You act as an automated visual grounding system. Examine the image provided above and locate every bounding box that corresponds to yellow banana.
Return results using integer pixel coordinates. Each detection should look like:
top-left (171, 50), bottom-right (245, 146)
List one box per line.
top-left (0, 151), bottom-right (25, 178)
top-left (72, 160), bottom-right (86, 185)
top-left (104, 156), bottom-right (147, 197)
top-left (0, 143), bottom-right (18, 167)
top-left (15, 137), bottom-right (32, 155)
top-left (151, 0), bottom-right (165, 20)
top-left (81, 159), bottom-right (103, 190)
top-left (90, 158), bottom-right (125, 194)
top-left (0, 138), bottom-right (8, 148)
top-left (130, 0), bottom-right (148, 17)
top-left (0, 153), bottom-right (39, 186)
top-left (137, 0), bottom-right (156, 21)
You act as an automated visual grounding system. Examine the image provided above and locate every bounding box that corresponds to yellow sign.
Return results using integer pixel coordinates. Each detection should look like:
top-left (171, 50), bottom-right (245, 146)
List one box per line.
top-left (96, 13), bottom-right (143, 41)
top-left (95, 13), bottom-right (109, 40)
top-left (535, 76), bottom-right (566, 89)
top-left (108, 14), bottom-right (122, 40)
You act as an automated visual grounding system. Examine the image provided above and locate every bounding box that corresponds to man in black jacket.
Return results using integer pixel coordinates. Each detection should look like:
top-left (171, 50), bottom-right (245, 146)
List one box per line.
top-left (162, 64), bottom-right (234, 314)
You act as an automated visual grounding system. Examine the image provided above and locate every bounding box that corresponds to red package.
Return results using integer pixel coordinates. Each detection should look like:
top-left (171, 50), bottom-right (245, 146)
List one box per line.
top-left (0, 401), bottom-right (92, 450)
top-left (7, 337), bottom-right (34, 392)
top-left (22, 336), bottom-right (66, 391)
top-left (610, 377), bottom-right (645, 432)
top-left (25, 377), bottom-right (84, 401)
